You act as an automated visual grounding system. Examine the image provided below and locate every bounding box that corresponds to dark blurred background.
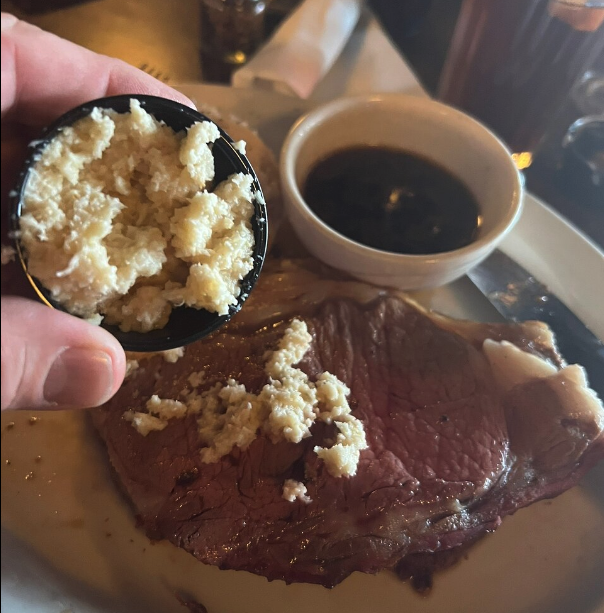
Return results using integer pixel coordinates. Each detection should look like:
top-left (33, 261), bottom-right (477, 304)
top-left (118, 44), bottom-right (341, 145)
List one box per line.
top-left (2, 0), bottom-right (602, 247)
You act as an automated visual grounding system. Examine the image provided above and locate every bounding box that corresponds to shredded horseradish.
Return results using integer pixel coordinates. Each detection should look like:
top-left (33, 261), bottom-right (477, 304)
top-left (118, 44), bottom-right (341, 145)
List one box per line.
top-left (232, 140), bottom-right (247, 154)
top-left (162, 347), bottom-right (185, 363)
top-left (282, 479), bottom-right (312, 503)
top-left (125, 359), bottom-right (140, 378)
top-left (124, 346), bottom-right (185, 379)
top-left (20, 99), bottom-right (255, 332)
top-left (1, 245), bottom-right (16, 265)
top-left (126, 319), bottom-right (368, 478)
top-left (188, 370), bottom-right (206, 388)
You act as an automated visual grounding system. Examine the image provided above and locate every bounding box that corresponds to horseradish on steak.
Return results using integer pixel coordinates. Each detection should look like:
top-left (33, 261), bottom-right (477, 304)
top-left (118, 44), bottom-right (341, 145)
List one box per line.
top-left (96, 260), bottom-right (604, 588)
top-left (19, 99), bottom-right (255, 332)
top-left (124, 347), bottom-right (187, 380)
top-left (1, 245), bottom-right (16, 265)
top-left (187, 370), bottom-right (206, 388)
top-left (282, 479), bottom-right (312, 503)
top-left (126, 319), bottom-right (368, 478)
top-left (123, 394), bottom-right (188, 434)
top-left (146, 395), bottom-right (187, 420)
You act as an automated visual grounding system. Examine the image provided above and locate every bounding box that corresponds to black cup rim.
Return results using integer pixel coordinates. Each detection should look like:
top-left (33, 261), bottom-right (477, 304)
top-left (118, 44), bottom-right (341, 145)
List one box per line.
top-left (9, 94), bottom-right (268, 352)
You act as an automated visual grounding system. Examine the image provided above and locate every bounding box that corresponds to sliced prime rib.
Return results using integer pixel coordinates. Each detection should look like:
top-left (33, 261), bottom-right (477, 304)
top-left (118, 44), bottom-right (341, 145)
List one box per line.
top-left (93, 259), bottom-right (604, 588)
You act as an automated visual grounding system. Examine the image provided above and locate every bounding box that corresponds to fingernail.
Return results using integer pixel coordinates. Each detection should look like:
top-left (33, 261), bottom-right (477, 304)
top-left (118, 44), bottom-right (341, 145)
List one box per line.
top-left (44, 348), bottom-right (114, 408)
top-left (1, 14), bottom-right (19, 31)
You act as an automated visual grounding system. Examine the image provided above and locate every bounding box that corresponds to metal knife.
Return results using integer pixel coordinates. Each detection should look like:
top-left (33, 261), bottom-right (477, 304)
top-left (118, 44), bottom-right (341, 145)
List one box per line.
top-left (466, 249), bottom-right (604, 399)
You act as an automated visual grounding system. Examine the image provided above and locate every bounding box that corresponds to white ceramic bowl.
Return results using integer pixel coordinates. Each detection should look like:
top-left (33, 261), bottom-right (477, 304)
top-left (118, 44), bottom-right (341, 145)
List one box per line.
top-left (280, 94), bottom-right (523, 289)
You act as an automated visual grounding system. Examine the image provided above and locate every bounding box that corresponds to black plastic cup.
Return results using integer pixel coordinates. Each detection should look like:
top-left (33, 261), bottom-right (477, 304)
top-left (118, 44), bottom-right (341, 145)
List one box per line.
top-left (9, 94), bottom-right (268, 352)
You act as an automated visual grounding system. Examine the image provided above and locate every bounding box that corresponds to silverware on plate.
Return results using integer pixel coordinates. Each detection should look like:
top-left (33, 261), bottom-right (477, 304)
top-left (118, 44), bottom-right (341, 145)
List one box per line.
top-left (467, 249), bottom-right (604, 399)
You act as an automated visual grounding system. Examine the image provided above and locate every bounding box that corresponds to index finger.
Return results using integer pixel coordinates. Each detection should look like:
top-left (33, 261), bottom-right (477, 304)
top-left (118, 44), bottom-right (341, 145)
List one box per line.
top-left (1, 13), bottom-right (194, 126)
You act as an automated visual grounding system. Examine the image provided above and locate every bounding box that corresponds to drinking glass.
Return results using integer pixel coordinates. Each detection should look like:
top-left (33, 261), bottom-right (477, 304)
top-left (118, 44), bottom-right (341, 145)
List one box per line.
top-left (438, 0), bottom-right (604, 168)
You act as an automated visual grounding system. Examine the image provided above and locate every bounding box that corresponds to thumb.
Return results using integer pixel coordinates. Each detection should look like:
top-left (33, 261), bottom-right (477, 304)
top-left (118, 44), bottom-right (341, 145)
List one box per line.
top-left (1, 297), bottom-right (126, 410)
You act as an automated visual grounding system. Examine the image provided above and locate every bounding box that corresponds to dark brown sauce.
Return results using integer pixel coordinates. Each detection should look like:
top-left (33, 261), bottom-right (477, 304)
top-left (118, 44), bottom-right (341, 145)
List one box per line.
top-left (303, 146), bottom-right (481, 255)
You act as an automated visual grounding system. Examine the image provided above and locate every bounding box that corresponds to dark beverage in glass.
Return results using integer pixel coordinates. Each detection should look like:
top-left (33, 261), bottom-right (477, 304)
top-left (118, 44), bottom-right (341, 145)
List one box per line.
top-left (200, 0), bottom-right (266, 83)
top-left (438, 0), bottom-right (604, 167)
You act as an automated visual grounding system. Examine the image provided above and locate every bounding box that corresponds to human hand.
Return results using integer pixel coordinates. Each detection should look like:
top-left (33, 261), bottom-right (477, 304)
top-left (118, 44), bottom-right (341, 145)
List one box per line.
top-left (1, 14), bottom-right (194, 411)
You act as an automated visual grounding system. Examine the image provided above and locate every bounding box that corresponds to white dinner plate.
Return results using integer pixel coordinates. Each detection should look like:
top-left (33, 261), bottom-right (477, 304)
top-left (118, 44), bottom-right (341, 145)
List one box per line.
top-left (2, 85), bottom-right (603, 613)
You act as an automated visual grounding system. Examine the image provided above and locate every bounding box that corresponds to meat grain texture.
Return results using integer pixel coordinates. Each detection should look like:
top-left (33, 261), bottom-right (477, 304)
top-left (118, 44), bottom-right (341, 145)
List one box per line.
top-left (93, 261), bottom-right (604, 587)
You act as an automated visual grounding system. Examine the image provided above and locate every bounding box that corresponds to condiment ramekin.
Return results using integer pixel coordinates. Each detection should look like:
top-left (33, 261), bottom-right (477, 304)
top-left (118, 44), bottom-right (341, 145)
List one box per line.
top-left (10, 94), bottom-right (268, 352)
top-left (280, 94), bottom-right (523, 289)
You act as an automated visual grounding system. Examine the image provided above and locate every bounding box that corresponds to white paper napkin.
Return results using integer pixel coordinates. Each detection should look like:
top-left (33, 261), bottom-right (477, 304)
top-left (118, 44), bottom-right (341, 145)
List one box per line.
top-left (232, 0), bottom-right (363, 99)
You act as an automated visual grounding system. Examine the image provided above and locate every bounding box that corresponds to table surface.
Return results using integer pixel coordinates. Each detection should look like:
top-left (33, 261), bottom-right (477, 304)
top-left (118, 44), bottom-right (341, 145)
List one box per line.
top-left (2, 0), bottom-right (602, 249)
